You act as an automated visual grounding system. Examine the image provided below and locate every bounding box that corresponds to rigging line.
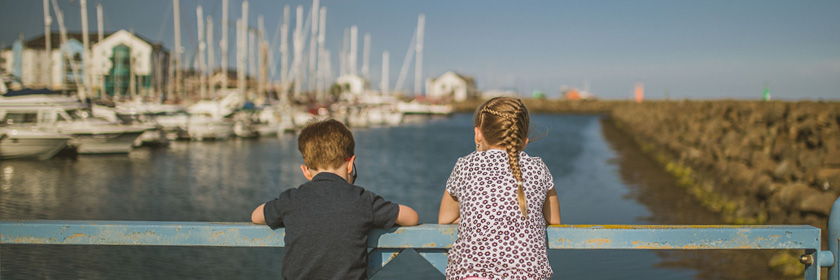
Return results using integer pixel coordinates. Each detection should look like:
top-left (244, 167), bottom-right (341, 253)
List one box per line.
top-left (394, 26), bottom-right (417, 94)
top-left (155, 1), bottom-right (173, 42)
top-left (268, 12), bottom-right (284, 80)
top-left (182, 3), bottom-right (197, 69)
top-left (284, 7), bottom-right (312, 84)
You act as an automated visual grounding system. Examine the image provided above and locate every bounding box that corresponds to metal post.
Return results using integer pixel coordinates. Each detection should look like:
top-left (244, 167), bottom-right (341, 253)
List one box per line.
top-left (829, 196), bottom-right (840, 280)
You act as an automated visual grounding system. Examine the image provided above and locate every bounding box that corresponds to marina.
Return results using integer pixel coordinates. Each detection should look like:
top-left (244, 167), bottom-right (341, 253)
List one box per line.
top-left (1, 1), bottom-right (838, 279)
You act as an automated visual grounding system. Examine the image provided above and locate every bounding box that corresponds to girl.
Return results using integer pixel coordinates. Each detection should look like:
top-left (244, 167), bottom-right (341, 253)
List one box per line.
top-left (439, 97), bottom-right (561, 280)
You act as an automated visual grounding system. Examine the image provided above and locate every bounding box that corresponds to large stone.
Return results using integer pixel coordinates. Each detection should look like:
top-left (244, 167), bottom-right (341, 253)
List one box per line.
top-left (825, 151), bottom-right (840, 167)
top-left (773, 183), bottom-right (811, 209)
top-left (750, 152), bottom-right (777, 176)
top-left (772, 135), bottom-right (795, 160)
top-left (798, 190), bottom-right (835, 217)
top-left (773, 160), bottom-right (793, 181)
top-left (817, 168), bottom-right (840, 192)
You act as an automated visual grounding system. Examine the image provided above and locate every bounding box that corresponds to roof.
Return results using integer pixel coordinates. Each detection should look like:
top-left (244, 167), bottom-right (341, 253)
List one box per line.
top-left (429, 71), bottom-right (475, 85)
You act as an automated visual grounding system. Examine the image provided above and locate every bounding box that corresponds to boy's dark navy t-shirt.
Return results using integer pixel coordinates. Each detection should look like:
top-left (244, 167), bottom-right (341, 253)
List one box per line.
top-left (263, 172), bottom-right (400, 280)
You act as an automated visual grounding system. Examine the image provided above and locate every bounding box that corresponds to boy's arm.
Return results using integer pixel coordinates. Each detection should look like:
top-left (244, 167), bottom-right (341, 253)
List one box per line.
top-left (543, 188), bottom-right (561, 225)
top-left (438, 190), bottom-right (460, 224)
top-left (251, 203), bottom-right (266, 224)
top-left (395, 204), bottom-right (419, 226)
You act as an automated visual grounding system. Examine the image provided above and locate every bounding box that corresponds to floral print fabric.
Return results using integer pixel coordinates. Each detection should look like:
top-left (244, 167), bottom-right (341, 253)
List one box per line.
top-left (445, 150), bottom-right (554, 280)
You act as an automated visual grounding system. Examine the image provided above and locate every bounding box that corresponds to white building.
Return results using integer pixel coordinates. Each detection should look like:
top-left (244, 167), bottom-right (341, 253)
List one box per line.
top-left (334, 74), bottom-right (368, 97)
top-left (1, 30), bottom-right (168, 99)
top-left (425, 71), bottom-right (476, 102)
top-left (1, 33), bottom-right (95, 90)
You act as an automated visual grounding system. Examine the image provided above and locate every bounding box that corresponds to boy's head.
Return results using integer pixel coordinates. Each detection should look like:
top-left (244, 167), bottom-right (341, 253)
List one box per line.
top-left (297, 119), bottom-right (355, 171)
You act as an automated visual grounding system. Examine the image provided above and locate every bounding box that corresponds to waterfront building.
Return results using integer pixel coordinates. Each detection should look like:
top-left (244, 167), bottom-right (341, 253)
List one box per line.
top-left (1, 33), bottom-right (96, 91)
top-left (425, 71), bottom-right (477, 102)
top-left (1, 30), bottom-right (168, 99)
top-left (334, 73), bottom-right (368, 98)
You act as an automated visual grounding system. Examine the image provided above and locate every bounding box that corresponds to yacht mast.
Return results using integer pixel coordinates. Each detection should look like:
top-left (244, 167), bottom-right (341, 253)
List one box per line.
top-left (362, 33), bottom-right (370, 81)
top-left (414, 14), bottom-right (424, 95)
top-left (207, 15), bottom-right (215, 98)
top-left (197, 5), bottom-right (206, 100)
top-left (80, 0), bottom-right (91, 97)
top-left (340, 27), bottom-right (348, 76)
top-left (292, 5), bottom-right (303, 100)
top-left (96, 3), bottom-right (103, 98)
top-left (381, 51), bottom-right (389, 96)
top-left (173, 0), bottom-right (182, 99)
top-left (220, 0), bottom-right (228, 91)
top-left (316, 7), bottom-right (326, 101)
top-left (96, 3), bottom-right (103, 42)
top-left (43, 0), bottom-right (51, 88)
top-left (280, 5), bottom-right (289, 96)
top-left (238, 1), bottom-right (248, 99)
top-left (249, 27), bottom-right (256, 97)
top-left (257, 15), bottom-right (265, 99)
top-left (349, 25), bottom-right (357, 76)
top-left (236, 18), bottom-right (243, 98)
top-left (308, 0), bottom-right (319, 93)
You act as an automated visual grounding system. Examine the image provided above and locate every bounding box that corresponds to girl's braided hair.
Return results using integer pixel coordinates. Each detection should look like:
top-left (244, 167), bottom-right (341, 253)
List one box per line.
top-left (474, 97), bottom-right (530, 217)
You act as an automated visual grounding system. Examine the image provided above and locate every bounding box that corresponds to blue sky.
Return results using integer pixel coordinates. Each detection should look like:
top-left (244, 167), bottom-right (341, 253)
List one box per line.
top-left (1, 0), bottom-right (838, 100)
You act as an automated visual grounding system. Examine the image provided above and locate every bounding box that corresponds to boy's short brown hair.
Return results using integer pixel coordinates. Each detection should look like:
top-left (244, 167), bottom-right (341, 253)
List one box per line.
top-left (297, 119), bottom-right (355, 170)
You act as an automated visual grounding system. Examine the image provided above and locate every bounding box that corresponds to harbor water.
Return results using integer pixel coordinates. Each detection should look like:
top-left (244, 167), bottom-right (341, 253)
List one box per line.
top-left (0, 114), bottom-right (787, 279)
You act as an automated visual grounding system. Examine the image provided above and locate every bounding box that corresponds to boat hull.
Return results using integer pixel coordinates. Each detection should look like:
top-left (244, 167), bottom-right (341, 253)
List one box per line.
top-left (0, 129), bottom-right (70, 160)
top-left (64, 130), bottom-right (146, 154)
top-left (187, 120), bottom-right (234, 141)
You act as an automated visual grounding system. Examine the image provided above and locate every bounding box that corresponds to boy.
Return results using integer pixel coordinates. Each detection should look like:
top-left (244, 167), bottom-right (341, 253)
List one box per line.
top-left (251, 119), bottom-right (419, 280)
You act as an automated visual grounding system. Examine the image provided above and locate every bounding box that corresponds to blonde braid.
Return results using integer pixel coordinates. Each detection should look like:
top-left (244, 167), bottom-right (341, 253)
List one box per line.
top-left (475, 97), bottom-right (530, 218)
top-left (504, 103), bottom-right (527, 217)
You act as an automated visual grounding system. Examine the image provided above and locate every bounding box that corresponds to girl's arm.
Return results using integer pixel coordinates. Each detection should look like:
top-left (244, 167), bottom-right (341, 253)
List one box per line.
top-left (543, 188), bottom-right (561, 225)
top-left (438, 190), bottom-right (460, 224)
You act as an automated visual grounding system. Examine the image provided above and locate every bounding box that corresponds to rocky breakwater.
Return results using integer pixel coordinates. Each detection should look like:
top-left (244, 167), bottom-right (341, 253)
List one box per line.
top-left (611, 101), bottom-right (840, 227)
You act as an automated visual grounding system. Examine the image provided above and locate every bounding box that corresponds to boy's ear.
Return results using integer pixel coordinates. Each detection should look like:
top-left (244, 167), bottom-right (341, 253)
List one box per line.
top-left (300, 165), bottom-right (314, 180)
top-left (346, 155), bottom-right (356, 175)
top-left (474, 127), bottom-right (482, 144)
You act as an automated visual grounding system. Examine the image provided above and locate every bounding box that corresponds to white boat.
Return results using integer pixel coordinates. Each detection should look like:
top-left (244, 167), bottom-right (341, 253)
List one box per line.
top-left (0, 127), bottom-right (71, 160)
top-left (186, 91), bottom-right (242, 141)
top-left (186, 100), bottom-right (235, 141)
top-left (186, 113), bottom-right (234, 141)
top-left (0, 93), bottom-right (148, 154)
top-left (149, 104), bottom-right (191, 140)
top-left (292, 106), bottom-right (329, 128)
top-left (396, 100), bottom-right (454, 115)
top-left (92, 102), bottom-right (166, 146)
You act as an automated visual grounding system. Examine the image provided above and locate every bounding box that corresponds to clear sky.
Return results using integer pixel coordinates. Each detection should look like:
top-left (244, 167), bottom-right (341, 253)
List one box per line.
top-left (1, 0), bottom-right (838, 100)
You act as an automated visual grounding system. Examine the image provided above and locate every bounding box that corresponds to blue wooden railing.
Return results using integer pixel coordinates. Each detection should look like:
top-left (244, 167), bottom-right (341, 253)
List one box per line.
top-left (2, 196), bottom-right (839, 279)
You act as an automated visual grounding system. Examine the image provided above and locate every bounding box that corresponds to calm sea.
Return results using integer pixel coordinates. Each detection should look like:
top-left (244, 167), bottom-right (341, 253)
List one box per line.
top-left (0, 113), bottom-right (785, 279)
